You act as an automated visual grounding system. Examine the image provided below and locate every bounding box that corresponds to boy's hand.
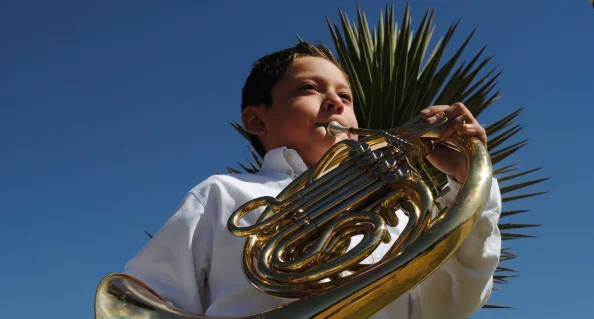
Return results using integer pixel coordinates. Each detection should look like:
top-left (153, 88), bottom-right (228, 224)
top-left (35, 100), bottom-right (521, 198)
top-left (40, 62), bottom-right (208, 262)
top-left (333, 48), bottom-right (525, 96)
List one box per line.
top-left (419, 103), bottom-right (487, 183)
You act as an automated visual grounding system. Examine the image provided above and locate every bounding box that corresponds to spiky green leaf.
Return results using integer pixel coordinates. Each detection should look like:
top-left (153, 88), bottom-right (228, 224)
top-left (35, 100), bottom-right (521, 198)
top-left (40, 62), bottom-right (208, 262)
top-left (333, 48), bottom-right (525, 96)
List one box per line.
top-left (501, 209), bottom-right (530, 218)
top-left (498, 223), bottom-right (541, 230)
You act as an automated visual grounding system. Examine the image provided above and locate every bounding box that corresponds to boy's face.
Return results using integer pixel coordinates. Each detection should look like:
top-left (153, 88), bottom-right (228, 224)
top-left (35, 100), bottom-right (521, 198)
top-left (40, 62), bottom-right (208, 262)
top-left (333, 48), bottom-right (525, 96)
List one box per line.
top-left (254, 57), bottom-right (359, 166)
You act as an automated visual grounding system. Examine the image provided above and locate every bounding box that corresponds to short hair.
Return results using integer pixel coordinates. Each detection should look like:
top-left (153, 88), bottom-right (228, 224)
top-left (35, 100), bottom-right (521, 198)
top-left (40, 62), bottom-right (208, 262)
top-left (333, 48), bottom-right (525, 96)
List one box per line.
top-left (241, 41), bottom-right (346, 157)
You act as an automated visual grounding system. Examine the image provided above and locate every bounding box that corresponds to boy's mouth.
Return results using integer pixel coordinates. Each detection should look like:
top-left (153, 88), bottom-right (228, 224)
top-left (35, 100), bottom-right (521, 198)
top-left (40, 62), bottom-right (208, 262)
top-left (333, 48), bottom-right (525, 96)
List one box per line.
top-left (316, 121), bottom-right (344, 128)
top-left (315, 123), bottom-right (335, 134)
top-left (315, 122), bottom-right (352, 138)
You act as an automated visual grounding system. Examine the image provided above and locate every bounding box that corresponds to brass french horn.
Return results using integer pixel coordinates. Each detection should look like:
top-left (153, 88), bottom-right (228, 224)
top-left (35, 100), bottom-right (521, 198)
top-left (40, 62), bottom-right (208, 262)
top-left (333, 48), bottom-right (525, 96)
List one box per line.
top-left (95, 117), bottom-right (492, 319)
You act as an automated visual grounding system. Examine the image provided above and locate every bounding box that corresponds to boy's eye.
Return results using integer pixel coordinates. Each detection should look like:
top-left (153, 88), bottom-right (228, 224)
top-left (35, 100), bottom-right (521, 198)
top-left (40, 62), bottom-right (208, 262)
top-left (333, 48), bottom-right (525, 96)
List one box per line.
top-left (340, 93), bottom-right (352, 102)
top-left (300, 83), bottom-right (318, 91)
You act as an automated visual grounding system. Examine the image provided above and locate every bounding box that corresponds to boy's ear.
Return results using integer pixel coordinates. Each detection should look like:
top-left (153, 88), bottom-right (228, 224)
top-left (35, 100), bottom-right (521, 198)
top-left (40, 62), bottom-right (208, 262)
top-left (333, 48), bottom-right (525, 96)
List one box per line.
top-left (242, 105), bottom-right (267, 136)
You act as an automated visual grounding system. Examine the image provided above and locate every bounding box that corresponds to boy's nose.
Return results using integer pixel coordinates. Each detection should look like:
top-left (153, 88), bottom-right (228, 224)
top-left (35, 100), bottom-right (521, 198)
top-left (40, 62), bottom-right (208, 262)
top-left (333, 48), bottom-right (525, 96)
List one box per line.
top-left (323, 94), bottom-right (344, 114)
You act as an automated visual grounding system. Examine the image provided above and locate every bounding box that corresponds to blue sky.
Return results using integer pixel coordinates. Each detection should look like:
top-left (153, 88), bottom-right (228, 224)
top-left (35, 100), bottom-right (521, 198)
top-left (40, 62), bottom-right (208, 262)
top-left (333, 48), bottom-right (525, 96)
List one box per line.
top-left (1, 1), bottom-right (592, 318)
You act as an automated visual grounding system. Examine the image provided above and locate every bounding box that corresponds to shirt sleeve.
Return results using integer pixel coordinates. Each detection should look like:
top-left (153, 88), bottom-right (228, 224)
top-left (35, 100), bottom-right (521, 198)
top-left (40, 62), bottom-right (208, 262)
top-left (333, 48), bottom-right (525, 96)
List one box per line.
top-left (123, 191), bottom-right (213, 314)
top-left (411, 176), bottom-right (502, 319)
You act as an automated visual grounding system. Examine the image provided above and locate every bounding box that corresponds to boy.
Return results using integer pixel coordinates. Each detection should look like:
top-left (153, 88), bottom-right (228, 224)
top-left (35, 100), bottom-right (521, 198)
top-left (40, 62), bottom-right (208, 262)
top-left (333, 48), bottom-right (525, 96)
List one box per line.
top-left (124, 42), bottom-right (501, 319)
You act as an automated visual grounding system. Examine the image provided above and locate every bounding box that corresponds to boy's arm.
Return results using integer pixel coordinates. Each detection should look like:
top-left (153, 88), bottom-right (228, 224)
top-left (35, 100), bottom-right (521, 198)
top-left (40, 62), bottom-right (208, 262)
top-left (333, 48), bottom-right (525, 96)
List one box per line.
top-left (123, 191), bottom-right (213, 314)
top-left (412, 176), bottom-right (502, 319)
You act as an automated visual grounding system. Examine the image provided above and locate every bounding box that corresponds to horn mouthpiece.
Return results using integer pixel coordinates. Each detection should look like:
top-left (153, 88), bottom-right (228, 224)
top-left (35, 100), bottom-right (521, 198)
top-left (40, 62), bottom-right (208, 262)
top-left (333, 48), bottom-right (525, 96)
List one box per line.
top-left (327, 121), bottom-right (348, 137)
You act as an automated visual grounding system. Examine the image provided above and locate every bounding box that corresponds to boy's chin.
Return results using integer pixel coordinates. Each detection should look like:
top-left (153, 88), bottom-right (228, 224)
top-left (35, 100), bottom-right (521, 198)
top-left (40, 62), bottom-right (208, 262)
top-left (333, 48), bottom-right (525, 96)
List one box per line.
top-left (329, 134), bottom-right (350, 144)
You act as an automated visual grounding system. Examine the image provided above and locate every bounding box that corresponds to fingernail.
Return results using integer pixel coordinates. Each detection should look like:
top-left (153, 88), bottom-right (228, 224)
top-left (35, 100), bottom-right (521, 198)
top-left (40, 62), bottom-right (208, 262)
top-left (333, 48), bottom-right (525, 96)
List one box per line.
top-left (427, 116), bottom-right (437, 123)
top-left (420, 109), bottom-right (430, 115)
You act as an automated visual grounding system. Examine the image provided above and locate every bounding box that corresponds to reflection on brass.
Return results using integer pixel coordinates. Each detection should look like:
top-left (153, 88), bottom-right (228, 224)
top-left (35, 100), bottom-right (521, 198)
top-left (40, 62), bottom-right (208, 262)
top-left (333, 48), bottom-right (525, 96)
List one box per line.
top-left (95, 118), bottom-right (492, 319)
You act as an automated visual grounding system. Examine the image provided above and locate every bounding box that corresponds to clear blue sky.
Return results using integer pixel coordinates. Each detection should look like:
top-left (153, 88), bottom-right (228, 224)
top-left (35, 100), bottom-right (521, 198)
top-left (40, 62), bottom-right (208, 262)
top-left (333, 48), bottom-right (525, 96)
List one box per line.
top-left (1, 1), bottom-right (592, 318)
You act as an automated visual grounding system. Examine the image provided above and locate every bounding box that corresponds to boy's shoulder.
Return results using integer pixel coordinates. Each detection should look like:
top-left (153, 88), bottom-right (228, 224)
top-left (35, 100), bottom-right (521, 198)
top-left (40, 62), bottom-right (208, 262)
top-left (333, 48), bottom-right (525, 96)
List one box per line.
top-left (186, 171), bottom-right (292, 209)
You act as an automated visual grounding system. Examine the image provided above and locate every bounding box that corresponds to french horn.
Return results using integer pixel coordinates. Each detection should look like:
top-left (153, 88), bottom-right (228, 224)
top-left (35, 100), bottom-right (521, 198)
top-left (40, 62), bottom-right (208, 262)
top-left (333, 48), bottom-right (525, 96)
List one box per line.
top-left (95, 117), bottom-right (492, 319)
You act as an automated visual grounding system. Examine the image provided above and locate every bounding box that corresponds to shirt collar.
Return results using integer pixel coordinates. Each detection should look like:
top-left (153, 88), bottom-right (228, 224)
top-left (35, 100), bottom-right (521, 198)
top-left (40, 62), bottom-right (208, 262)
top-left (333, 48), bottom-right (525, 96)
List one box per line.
top-left (260, 147), bottom-right (308, 177)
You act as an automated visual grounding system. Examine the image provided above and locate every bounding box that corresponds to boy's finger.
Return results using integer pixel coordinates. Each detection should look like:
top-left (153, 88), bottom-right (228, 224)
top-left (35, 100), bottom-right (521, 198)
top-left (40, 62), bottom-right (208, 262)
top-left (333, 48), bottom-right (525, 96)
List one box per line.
top-left (462, 124), bottom-right (488, 148)
top-left (438, 114), bottom-right (479, 141)
top-left (440, 120), bottom-right (488, 149)
top-left (421, 103), bottom-right (471, 123)
top-left (420, 105), bottom-right (449, 119)
top-left (460, 124), bottom-right (487, 146)
top-left (442, 102), bottom-right (471, 121)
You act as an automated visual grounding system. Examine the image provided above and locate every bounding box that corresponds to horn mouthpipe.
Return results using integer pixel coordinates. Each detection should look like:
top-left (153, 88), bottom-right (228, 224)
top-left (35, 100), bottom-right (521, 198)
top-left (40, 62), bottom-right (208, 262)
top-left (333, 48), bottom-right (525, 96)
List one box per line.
top-left (327, 121), bottom-right (378, 137)
top-left (327, 116), bottom-right (447, 138)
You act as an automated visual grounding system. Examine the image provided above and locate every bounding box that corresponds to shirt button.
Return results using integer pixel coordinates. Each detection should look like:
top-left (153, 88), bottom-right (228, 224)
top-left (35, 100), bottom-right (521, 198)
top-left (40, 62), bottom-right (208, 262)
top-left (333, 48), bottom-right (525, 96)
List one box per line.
top-left (286, 169), bottom-right (293, 175)
top-left (284, 151), bottom-right (293, 160)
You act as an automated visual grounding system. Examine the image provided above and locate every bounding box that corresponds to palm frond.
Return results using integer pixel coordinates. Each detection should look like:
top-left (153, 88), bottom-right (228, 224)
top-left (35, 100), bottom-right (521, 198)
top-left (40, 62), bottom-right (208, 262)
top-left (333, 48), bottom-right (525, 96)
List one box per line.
top-left (498, 223), bottom-right (541, 230)
top-left (494, 162), bottom-right (518, 176)
top-left (230, 120), bottom-right (251, 142)
top-left (488, 124), bottom-right (524, 151)
top-left (500, 178), bottom-right (550, 194)
top-left (498, 167), bottom-right (542, 183)
top-left (485, 108), bottom-right (524, 136)
top-left (482, 305), bottom-right (515, 309)
top-left (496, 265), bottom-right (519, 273)
top-left (501, 232), bottom-right (538, 240)
top-left (501, 209), bottom-right (530, 218)
top-left (503, 191), bottom-right (548, 203)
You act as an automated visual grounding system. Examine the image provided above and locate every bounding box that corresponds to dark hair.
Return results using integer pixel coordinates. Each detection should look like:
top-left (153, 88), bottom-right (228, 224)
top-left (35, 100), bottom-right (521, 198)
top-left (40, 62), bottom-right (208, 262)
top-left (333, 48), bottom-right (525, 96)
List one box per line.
top-left (241, 41), bottom-right (346, 157)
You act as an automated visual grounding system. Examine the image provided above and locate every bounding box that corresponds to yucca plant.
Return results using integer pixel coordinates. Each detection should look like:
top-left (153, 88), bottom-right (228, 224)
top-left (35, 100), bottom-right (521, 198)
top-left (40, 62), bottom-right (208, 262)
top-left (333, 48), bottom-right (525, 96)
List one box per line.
top-left (229, 3), bottom-right (546, 313)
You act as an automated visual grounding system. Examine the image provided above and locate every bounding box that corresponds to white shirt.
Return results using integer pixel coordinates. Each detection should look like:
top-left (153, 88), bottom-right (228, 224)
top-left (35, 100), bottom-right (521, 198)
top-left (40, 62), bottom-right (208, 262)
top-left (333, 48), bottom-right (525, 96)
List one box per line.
top-left (124, 147), bottom-right (502, 319)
